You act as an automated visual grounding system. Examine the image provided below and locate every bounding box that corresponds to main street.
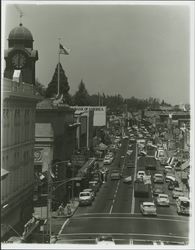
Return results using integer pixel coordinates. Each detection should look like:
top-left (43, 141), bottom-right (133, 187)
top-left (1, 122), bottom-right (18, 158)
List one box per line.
top-left (56, 138), bottom-right (189, 245)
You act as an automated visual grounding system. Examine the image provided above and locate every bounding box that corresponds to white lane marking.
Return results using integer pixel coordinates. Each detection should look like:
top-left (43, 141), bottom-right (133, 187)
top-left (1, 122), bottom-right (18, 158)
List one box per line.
top-left (131, 143), bottom-right (138, 214)
top-left (59, 232), bottom-right (188, 239)
top-left (70, 216), bottom-right (189, 223)
top-left (58, 218), bottom-right (70, 235)
top-left (109, 204), bottom-right (114, 214)
top-left (109, 180), bottom-right (120, 214)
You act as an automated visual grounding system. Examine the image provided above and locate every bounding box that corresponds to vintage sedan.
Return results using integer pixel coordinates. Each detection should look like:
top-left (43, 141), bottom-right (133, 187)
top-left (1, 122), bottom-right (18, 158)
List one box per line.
top-left (172, 187), bottom-right (185, 199)
top-left (140, 202), bottom-right (157, 216)
top-left (83, 188), bottom-right (95, 200)
top-left (156, 194), bottom-right (170, 206)
top-left (176, 196), bottom-right (190, 216)
top-left (153, 173), bottom-right (164, 184)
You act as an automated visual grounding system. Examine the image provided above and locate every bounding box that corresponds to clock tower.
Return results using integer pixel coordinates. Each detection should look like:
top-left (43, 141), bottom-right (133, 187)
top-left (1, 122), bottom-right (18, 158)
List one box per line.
top-left (4, 23), bottom-right (38, 85)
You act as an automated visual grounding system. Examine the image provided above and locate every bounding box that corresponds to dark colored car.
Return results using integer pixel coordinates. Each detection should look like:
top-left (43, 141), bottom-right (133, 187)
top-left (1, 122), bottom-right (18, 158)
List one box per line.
top-left (168, 180), bottom-right (179, 190)
top-left (153, 185), bottom-right (164, 196)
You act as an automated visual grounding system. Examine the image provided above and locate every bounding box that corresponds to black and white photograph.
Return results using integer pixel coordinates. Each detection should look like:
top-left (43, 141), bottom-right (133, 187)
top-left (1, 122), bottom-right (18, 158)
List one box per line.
top-left (1, 1), bottom-right (194, 248)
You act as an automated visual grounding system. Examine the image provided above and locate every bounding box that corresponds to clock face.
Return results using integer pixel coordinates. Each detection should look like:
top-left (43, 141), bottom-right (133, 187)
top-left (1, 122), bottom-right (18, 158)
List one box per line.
top-left (12, 52), bottom-right (27, 69)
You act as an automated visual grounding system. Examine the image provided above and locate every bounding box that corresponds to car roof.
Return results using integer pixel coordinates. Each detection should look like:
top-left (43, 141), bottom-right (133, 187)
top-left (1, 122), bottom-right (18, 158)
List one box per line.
top-left (142, 202), bottom-right (155, 206)
top-left (158, 193), bottom-right (168, 197)
top-left (174, 187), bottom-right (183, 191)
top-left (83, 188), bottom-right (92, 192)
top-left (165, 165), bottom-right (172, 169)
top-left (80, 191), bottom-right (90, 195)
top-left (178, 196), bottom-right (190, 201)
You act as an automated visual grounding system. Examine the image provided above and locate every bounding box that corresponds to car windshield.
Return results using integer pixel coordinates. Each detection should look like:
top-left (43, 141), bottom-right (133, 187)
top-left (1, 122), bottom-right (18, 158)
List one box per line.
top-left (175, 188), bottom-right (183, 192)
top-left (159, 194), bottom-right (168, 198)
top-left (80, 193), bottom-right (90, 197)
top-left (144, 204), bottom-right (155, 208)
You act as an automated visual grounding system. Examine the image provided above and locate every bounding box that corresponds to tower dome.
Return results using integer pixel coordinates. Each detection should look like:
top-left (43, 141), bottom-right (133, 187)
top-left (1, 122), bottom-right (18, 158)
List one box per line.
top-left (8, 23), bottom-right (34, 48)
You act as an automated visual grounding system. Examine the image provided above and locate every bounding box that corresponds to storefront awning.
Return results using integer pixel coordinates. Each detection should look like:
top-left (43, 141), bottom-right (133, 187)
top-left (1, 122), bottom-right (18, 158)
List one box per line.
top-left (1, 168), bottom-right (9, 178)
top-left (181, 160), bottom-right (190, 171)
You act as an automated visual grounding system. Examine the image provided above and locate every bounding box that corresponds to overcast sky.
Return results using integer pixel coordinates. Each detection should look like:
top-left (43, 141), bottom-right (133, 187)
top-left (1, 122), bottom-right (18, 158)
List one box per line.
top-left (3, 2), bottom-right (191, 105)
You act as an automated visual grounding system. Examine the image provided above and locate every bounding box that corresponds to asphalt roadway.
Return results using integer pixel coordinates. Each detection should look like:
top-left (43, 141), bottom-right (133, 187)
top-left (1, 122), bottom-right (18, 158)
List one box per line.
top-left (56, 139), bottom-right (190, 245)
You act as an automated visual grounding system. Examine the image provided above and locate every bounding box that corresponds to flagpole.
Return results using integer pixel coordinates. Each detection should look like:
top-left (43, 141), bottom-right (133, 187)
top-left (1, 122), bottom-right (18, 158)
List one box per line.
top-left (57, 38), bottom-right (61, 97)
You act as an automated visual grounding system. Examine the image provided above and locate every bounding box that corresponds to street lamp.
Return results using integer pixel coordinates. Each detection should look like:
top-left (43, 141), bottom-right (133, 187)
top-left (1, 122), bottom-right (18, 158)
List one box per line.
top-left (47, 160), bottom-right (82, 242)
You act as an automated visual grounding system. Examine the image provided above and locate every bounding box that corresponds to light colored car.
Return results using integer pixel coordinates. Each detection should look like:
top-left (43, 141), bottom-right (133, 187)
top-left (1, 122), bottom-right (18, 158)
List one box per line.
top-left (140, 202), bottom-right (157, 216)
top-left (123, 175), bottom-right (132, 183)
top-left (165, 174), bottom-right (176, 183)
top-left (153, 173), bottom-right (164, 184)
top-left (103, 157), bottom-right (113, 165)
top-left (79, 191), bottom-right (92, 206)
top-left (137, 170), bottom-right (146, 180)
top-left (176, 197), bottom-right (190, 215)
top-left (164, 165), bottom-right (173, 175)
top-left (172, 187), bottom-right (184, 199)
top-left (83, 188), bottom-right (95, 200)
top-left (156, 194), bottom-right (170, 206)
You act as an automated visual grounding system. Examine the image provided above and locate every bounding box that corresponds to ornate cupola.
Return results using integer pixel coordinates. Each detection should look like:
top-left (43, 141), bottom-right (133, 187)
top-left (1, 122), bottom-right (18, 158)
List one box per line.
top-left (4, 23), bottom-right (38, 85)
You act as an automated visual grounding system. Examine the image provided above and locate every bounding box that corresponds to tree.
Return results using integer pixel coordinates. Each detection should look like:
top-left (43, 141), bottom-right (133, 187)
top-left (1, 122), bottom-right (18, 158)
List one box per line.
top-left (73, 80), bottom-right (90, 106)
top-left (45, 63), bottom-right (72, 104)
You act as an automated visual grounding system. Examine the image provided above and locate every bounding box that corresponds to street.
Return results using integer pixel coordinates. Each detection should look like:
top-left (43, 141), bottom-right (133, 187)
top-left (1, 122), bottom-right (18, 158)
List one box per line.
top-left (56, 139), bottom-right (189, 245)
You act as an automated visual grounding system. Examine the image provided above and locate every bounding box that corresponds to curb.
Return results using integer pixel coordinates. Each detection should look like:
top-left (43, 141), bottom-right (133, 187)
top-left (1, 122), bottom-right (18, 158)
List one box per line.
top-left (52, 202), bottom-right (79, 219)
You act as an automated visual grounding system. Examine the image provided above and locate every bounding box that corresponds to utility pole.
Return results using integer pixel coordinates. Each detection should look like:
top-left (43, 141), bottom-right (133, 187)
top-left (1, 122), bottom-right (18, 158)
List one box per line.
top-left (47, 162), bottom-right (52, 241)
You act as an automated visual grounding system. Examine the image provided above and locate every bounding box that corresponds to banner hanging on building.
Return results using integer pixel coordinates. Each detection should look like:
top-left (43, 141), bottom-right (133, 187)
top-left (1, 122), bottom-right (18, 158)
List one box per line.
top-left (71, 106), bottom-right (106, 126)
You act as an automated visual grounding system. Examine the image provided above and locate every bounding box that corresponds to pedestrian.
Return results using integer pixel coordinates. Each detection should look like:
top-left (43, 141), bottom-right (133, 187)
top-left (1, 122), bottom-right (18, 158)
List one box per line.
top-left (58, 203), bottom-right (64, 216)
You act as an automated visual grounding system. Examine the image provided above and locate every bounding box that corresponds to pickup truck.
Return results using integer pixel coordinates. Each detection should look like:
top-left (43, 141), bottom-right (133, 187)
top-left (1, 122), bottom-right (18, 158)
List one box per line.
top-left (134, 182), bottom-right (150, 197)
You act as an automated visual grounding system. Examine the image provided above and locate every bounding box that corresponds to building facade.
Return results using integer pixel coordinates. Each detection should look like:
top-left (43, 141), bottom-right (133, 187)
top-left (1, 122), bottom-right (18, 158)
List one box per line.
top-left (1, 23), bottom-right (40, 239)
top-left (35, 99), bottom-right (78, 206)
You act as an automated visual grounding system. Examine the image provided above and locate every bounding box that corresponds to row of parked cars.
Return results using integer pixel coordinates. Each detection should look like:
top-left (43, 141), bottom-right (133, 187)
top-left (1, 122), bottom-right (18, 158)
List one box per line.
top-left (79, 179), bottom-right (101, 206)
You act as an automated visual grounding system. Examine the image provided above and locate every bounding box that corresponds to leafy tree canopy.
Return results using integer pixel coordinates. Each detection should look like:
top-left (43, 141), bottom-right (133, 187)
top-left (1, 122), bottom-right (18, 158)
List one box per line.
top-left (73, 80), bottom-right (90, 106)
top-left (45, 63), bottom-right (72, 104)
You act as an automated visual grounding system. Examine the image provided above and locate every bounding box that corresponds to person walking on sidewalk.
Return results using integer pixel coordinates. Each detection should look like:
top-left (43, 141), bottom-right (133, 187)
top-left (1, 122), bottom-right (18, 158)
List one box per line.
top-left (58, 203), bottom-right (64, 216)
top-left (67, 202), bottom-right (72, 216)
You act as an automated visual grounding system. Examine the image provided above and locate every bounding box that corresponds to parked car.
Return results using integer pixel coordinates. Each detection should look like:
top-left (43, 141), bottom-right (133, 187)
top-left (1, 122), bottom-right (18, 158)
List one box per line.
top-left (83, 188), bottom-right (95, 200)
top-left (165, 174), bottom-right (176, 183)
top-left (140, 202), bottom-right (157, 216)
top-left (89, 181), bottom-right (100, 193)
top-left (164, 165), bottom-right (173, 175)
top-left (168, 180), bottom-right (179, 190)
top-left (79, 191), bottom-right (92, 206)
top-left (110, 170), bottom-right (121, 180)
top-left (156, 194), bottom-right (170, 206)
top-left (153, 185), bottom-right (164, 196)
top-left (103, 156), bottom-right (113, 165)
top-left (153, 173), bottom-right (164, 184)
top-left (172, 187), bottom-right (185, 199)
top-left (176, 197), bottom-right (190, 216)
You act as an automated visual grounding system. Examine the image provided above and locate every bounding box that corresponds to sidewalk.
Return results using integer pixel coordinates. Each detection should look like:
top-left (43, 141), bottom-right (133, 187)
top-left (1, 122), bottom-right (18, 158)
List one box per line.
top-left (166, 150), bottom-right (189, 198)
top-left (52, 199), bottom-right (79, 218)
